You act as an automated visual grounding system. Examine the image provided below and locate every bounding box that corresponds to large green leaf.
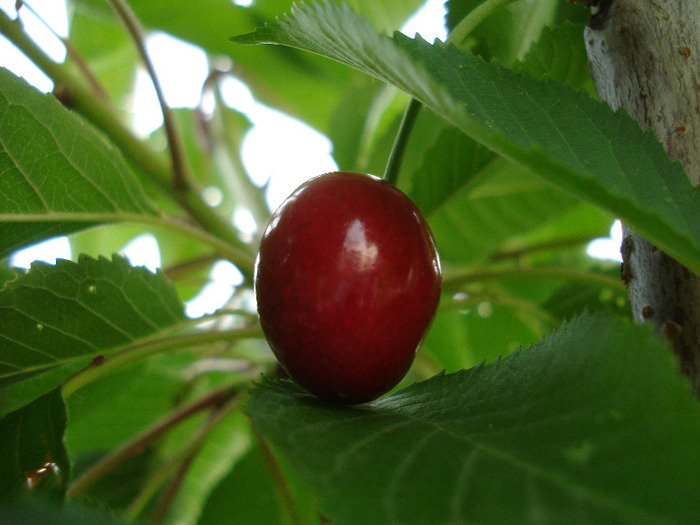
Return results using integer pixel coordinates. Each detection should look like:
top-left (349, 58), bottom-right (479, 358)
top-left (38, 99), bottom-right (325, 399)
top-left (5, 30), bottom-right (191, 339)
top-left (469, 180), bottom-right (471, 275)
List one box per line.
top-left (0, 68), bottom-right (157, 260)
top-left (248, 312), bottom-right (700, 524)
top-left (0, 388), bottom-right (70, 498)
top-left (0, 255), bottom-right (184, 416)
top-left (233, 1), bottom-right (700, 276)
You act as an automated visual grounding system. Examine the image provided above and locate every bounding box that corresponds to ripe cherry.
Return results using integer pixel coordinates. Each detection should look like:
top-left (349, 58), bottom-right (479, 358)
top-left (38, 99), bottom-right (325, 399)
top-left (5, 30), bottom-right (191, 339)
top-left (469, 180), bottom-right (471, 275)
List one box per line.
top-left (255, 171), bottom-right (441, 404)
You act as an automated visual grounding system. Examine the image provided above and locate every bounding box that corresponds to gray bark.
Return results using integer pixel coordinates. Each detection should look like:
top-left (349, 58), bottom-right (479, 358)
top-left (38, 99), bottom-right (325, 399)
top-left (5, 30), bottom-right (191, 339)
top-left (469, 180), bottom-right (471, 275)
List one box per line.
top-left (584, 0), bottom-right (700, 393)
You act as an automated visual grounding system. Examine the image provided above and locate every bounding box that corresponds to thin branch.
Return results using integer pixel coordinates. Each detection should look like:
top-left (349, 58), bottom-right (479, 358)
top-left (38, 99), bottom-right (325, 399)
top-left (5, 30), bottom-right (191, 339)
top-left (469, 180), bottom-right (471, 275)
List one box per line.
top-left (106, 0), bottom-right (191, 194)
top-left (443, 265), bottom-right (626, 292)
top-left (490, 235), bottom-right (599, 261)
top-left (66, 384), bottom-right (237, 499)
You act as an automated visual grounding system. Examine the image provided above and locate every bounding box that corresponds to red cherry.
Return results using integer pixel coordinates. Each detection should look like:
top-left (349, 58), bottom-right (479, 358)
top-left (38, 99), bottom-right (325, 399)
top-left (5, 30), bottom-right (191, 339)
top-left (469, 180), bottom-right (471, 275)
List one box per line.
top-left (255, 171), bottom-right (441, 404)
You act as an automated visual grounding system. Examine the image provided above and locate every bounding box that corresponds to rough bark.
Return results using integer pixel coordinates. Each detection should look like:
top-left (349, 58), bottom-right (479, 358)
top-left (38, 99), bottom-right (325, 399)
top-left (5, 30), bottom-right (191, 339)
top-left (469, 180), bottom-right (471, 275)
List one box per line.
top-left (584, 0), bottom-right (700, 393)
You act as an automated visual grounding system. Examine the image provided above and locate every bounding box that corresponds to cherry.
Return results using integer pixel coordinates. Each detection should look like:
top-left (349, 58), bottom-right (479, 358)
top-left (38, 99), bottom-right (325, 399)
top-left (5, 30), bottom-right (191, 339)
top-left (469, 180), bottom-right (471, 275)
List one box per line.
top-left (255, 171), bottom-right (441, 404)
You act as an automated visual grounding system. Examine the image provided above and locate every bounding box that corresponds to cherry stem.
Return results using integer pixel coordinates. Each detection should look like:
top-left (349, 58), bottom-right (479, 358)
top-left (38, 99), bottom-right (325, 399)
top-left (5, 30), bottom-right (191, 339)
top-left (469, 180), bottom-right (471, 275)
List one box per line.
top-left (383, 98), bottom-right (422, 186)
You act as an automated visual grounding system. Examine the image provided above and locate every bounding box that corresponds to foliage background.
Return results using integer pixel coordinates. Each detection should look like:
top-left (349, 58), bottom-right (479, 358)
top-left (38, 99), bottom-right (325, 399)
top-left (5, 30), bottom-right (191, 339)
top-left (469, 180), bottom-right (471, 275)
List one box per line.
top-left (1, 0), bottom-right (699, 523)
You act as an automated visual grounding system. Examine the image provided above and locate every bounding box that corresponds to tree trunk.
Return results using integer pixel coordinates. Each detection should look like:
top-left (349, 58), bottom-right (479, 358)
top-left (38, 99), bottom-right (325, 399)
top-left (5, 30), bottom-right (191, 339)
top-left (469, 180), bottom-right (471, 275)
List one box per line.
top-left (584, 0), bottom-right (700, 393)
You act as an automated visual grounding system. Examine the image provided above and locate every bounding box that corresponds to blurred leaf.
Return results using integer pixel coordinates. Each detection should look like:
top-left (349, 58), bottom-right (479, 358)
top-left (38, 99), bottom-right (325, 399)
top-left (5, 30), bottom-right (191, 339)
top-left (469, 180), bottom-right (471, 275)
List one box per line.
top-left (423, 303), bottom-right (543, 372)
top-left (516, 21), bottom-right (593, 92)
top-left (346, 0), bottom-right (426, 34)
top-left (0, 255), bottom-right (184, 417)
top-left (446, 0), bottom-right (557, 65)
top-left (415, 132), bottom-right (579, 265)
top-left (67, 7), bottom-right (138, 105)
top-left (543, 274), bottom-right (629, 320)
top-left (0, 68), bottom-right (157, 260)
top-left (0, 497), bottom-right (128, 525)
top-left (233, 1), bottom-right (700, 276)
top-left (445, 0), bottom-right (589, 63)
top-left (70, 449), bottom-right (152, 511)
top-left (327, 81), bottom-right (389, 172)
top-left (0, 388), bottom-right (69, 499)
top-left (161, 410), bottom-right (251, 525)
top-left (248, 312), bottom-right (700, 524)
top-left (65, 352), bottom-right (189, 453)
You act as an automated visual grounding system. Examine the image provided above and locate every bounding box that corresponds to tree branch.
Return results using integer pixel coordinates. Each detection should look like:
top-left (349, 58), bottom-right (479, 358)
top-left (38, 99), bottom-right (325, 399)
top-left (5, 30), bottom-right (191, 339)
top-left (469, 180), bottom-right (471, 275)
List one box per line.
top-left (584, 0), bottom-right (700, 392)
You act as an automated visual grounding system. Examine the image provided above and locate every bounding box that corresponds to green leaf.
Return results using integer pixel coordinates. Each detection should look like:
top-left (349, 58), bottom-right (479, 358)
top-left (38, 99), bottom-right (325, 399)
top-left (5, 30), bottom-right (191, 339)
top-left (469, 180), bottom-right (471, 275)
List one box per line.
top-left (247, 312), bottom-right (700, 524)
top-left (0, 255), bottom-right (184, 417)
top-left (0, 68), bottom-right (158, 260)
top-left (0, 498), bottom-right (128, 525)
top-left (0, 388), bottom-right (69, 498)
top-left (233, 1), bottom-right (700, 276)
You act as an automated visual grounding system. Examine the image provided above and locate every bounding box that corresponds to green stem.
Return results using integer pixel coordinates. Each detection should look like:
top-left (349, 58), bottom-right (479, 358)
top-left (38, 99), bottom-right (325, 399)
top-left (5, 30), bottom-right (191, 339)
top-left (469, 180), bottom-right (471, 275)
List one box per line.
top-left (0, 10), bottom-right (254, 270)
top-left (446, 0), bottom-right (521, 46)
top-left (61, 325), bottom-right (263, 397)
top-left (443, 265), bottom-right (626, 292)
top-left (383, 98), bottom-right (422, 186)
top-left (66, 383), bottom-right (243, 499)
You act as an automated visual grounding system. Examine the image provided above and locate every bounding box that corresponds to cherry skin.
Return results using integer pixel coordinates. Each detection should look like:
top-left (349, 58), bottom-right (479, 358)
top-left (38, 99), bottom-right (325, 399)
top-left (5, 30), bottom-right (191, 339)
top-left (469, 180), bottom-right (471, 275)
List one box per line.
top-left (255, 171), bottom-right (441, 404)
